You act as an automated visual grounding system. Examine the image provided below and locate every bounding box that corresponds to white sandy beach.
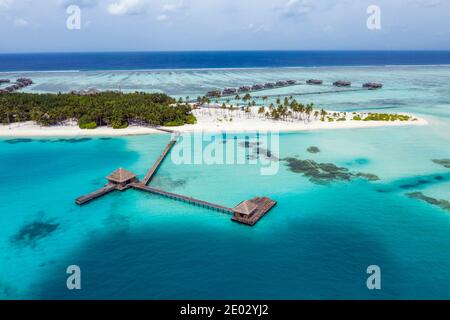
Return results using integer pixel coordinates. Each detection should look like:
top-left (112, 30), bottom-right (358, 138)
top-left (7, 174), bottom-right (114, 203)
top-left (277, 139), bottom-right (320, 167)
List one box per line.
top-left (0, 112), bottom-right (428, 137)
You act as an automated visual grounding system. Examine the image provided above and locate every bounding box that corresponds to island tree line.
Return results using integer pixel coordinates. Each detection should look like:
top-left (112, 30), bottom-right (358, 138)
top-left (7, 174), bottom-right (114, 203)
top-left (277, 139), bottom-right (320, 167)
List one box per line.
top-left (0, 92), bottom-right (197, 129)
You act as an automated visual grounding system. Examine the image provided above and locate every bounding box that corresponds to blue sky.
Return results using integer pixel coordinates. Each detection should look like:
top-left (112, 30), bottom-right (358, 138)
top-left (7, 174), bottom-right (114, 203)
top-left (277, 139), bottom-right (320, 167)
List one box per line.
top-left (0, 0), bottom-right (449, 53)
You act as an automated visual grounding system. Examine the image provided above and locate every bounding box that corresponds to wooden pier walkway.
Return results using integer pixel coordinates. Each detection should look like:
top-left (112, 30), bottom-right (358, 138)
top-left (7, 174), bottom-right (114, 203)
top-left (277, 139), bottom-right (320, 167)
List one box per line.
top-left (142, 134), bottom-right (179, 186)
top-left (131, 183), bottom-right (233, 214)
top-left (75, 184), bottom-right (116, 205)
top-left (75, 130), bottom-right (276, 226)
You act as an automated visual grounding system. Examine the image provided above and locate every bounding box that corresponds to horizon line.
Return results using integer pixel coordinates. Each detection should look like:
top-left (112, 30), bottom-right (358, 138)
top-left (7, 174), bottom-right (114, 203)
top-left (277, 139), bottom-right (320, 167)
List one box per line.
top-left (2, 49), bottom-right (450, 55)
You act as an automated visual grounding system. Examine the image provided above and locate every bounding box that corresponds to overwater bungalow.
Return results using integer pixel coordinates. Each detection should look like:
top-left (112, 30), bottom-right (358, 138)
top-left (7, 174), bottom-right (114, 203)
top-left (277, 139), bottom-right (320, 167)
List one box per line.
top-left (16, 78), bottom-right (33, 86)
top-left (276, 80), bottom-right (288, 87)
top-left (106, 168), bottom-right (139, 191)
top-left (264, 82), bottom-right (276, 89)
top-left (252, 84), bottom-right (265, 90)
top-left (238, 86), bottom-right (251, 92)
top-left (333, 80), bottom-right (352, 87)
top-left (0, 79), bottom-right (10, 84)
top-left (206, 90), bottom-right (222, 98)
top-left (363, 82), bottom-right (383, 90)
top-left (0, 89), bottom-right (7, 94)
top-left (231, 197), bottom-right (277, 226)
top-left (307, 79), bottom-right (323, 85)
top-left (5, 87), bottom-right (14, 92)
top-left (223, 88), bottom-right (237, 95)
top-left (287, 80), bottom-right (297, 85)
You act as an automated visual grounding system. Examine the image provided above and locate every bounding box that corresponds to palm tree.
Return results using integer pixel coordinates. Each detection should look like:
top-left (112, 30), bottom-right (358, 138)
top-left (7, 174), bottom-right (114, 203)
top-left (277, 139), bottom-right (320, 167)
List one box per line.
top-left (299, 103), bottom-right (305, 120)
top-left (305, 103), bottom-right (313, 121)
top-left (258, 106), bottom-right (265, 118)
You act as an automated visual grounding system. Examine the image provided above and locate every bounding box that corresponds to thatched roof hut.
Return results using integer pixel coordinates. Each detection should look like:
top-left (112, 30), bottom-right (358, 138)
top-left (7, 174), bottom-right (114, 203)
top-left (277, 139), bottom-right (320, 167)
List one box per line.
top-left (307, 79), bottom-right (323, 85)
top-left (106, 168), bottom-right (138, 190)
top-left (206, 90), bottom-right (222, 98)
top-left (238, 86), bottom-right (251, 92)
top-left (363, 82), bottom-right (383, 89)
top-left (333, 80), bottom-right (351, 87)
top-left (252, 84), bottom-right (264, 90)
top-left (233, 200), bottom-right (258, 217)
top-left (223, 88), bottom-right (237, 95)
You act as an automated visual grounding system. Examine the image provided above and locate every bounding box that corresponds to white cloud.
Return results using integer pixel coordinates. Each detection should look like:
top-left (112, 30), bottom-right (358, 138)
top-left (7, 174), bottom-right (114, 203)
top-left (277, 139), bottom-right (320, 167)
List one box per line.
top-left (13, 18), bottom-right (29, 27)
top-left (281, 0), bottom-right (316, 19)
top-left (58, 0), bottom-right (98, 8)
top-left (247, 23), bottom-right (272, 33)
top-left (157, 0), bottom-right (189, 22)
top-left (107, 0), bottom-right (146, 15)
top-left (162, 0), bottom-right (188, 13)
top-left (0, 0), bottom-right (14, 9)
top-left (156, 14), bottom-right (168, 21)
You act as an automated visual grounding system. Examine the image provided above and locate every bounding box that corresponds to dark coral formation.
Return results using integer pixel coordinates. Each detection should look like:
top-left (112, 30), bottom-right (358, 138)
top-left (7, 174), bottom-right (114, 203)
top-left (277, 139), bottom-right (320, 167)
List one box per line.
top-left (406, 192), bottom-right (450, 213)
top-left (307, 146), bottom-right (320, 154)
top-left (433, 159), bottom-right (450, 169)
top-left (4, 138), bottom-right (34, 144)
top-left (355, 173), bottom-right (380, 181)
top-left (239, 141), bottom-right (279, 161)
top-left (12, 219), bottom-right (59, 247)
top-left (283, 157), bottom-right (379, 184)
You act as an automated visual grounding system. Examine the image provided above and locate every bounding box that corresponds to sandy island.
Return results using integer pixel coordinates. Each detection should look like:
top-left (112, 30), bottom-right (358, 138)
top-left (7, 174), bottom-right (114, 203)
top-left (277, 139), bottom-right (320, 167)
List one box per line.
top-left (0, 108), bottom-right (428, 137)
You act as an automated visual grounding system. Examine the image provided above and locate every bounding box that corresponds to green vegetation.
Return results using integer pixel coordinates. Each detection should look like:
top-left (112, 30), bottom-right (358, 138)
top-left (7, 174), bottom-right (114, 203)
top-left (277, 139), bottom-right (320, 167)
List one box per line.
top-left (363, 113), bottom-right (411, 121)
top-left (79, 122), bottom-right (98, 130)
top-left (0, 92), bottom-right (196, 129)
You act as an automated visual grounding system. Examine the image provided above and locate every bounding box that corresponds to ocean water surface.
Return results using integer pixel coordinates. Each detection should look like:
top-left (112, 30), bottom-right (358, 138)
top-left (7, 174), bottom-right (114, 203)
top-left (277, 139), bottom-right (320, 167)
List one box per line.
top-left (1, 64), bottom-right (450, 299)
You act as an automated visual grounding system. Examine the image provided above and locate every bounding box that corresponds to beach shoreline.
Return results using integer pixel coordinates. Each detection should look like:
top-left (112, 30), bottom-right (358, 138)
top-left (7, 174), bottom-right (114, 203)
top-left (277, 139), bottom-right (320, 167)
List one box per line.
top-left (0, 116), bottom-right (428, 138)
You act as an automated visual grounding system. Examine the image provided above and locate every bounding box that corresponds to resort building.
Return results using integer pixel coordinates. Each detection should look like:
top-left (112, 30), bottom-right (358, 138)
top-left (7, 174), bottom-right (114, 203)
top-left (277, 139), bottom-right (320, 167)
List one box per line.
top-left (333, 80), bottom-right (352, 87)
top-left (252, 84), bottom-right (264, 90)
top-left (206, 90), bottom-right (222, 98)
top-left (287, 80), bottom-right (297, 85)
top-left (231, 197), bottom-right (277, 226)
top-left (363, 82), bottom-right (383, 89)
top-left (264, 82), bottom-right (276, 89)
top-left (276, 80), bottom-right (288, 87)
top-left (0, 79), bottom-right (10, 84)
top-left (238, 86), bottom-right (251, 93)
top-left (307, 79), bottom-right (323, 85)
top-left (106, 168), bottom-right (139, 191)
top-left (223, 88), bottom-right (237, 95)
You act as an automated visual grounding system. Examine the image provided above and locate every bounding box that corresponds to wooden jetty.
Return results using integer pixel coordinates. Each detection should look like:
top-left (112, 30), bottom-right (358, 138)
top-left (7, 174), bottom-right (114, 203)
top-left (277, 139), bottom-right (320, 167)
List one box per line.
top-left (75, 184), bottom-right (117, 205)
top-left (142, 135), bottom-right (178, 185)
top-left (131, 183), bottom-right (275, 226)
top-left (131, 183), bottom-right (233, 214)
top-left (75, 133), bottom-right (276, 226)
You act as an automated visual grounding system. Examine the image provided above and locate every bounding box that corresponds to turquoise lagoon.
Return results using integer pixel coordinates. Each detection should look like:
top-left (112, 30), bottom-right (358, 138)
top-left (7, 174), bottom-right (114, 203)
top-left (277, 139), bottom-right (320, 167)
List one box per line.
top-left (1, 66), bottom-right (450, 299)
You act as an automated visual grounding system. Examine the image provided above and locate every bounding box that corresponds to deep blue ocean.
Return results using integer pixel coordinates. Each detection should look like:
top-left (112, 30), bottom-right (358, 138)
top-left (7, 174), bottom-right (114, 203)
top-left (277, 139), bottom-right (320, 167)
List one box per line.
top-left (1, 51), bottom-right (450, 72)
